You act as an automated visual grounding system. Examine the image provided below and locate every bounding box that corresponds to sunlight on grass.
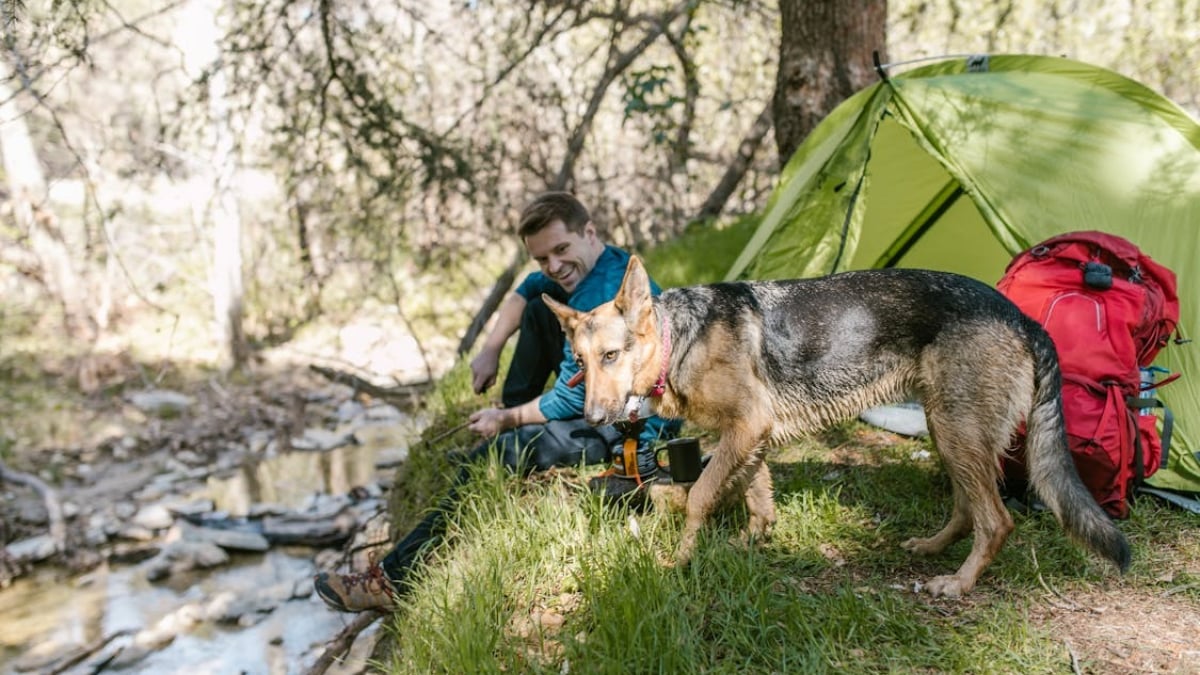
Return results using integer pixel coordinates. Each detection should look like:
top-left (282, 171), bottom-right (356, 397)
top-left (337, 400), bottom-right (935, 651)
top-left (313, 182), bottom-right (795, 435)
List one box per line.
top-left (373, 431), bottom-right (1121, 674)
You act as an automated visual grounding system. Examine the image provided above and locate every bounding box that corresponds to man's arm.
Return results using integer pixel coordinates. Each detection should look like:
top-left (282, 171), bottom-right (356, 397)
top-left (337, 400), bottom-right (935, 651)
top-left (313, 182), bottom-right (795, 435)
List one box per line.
top-left (470, 292), bottom-right (527, 394)
top-left (467, 396), bottom-right (548, 436)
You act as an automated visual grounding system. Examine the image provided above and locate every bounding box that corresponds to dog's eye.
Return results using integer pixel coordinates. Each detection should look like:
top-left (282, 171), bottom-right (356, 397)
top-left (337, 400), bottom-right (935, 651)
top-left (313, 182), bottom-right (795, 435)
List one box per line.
top-left (602, 350), bottom-right (619, 364)
top-left (574, 354), bottom-right (584, 370)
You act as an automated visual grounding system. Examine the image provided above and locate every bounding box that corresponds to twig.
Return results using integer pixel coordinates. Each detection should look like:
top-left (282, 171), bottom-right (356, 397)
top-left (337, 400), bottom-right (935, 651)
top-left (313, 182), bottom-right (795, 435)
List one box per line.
top-left (1162, 582), bottom-right (1200, 597)
top-left (303, 610), bottom-right (383, 675)
top-left (423, 421), bottom-right (471, 449)
top-left (0, 459), bottom-right (67, 555)
top-left (1031, 546), bottom-right (1084, 612)
top-left (308, 364), bottom-right (431, 402)
top-left (1065, 639), bottom-right (1082, 675)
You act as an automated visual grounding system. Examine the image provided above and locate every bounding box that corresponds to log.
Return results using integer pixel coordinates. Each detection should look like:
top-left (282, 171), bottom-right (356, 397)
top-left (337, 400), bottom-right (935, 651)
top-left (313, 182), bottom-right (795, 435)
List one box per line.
top-left (0, 459), bottom-right (67, 555)
top-left (303, 610), bottom-right (383, 675)
top-left (308, 364), bottom-right (432, 402)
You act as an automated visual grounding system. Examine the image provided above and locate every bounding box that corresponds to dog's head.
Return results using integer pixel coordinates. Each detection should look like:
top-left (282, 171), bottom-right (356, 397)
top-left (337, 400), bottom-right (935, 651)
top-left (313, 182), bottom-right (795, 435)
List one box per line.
top-left (544, 255), bottom-right (661, 426)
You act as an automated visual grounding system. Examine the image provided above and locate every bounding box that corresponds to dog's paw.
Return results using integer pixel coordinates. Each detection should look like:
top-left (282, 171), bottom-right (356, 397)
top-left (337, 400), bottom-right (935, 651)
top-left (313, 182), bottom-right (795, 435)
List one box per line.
top-left (731, 528), bottom-right (770, 551)
top-left (921, 574), bottom-right (971, 598)
top-left (901, 536), bottom-right (942, 557)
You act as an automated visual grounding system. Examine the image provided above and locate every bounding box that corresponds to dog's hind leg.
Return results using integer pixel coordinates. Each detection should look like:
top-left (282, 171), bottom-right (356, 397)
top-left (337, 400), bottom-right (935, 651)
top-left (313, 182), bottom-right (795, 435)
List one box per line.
top-left (909, 410), bottom-right (1014, 598)
top-left (901, 424), bottom-right (973, 557)
top-left (739, 457), bottom-right (776, 547)
top-left (744, 458), bottom-right (776, 540)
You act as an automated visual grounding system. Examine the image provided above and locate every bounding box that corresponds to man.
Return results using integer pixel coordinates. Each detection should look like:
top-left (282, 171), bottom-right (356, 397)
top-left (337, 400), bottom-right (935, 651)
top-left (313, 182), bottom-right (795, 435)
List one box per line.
top-left (314, 192), bottom-right (678, 612)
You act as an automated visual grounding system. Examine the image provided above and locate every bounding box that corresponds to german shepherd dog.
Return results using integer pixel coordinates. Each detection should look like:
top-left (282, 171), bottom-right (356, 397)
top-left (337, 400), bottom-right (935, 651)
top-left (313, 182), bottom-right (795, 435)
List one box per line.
top-left (544, 256), bottom-right (1130, 597)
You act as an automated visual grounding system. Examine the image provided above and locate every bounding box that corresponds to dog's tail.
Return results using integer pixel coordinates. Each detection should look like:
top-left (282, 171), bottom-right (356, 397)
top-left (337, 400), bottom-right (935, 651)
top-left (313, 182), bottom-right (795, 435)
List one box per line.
top-left (1024, 329), bottom-right (1131, 573)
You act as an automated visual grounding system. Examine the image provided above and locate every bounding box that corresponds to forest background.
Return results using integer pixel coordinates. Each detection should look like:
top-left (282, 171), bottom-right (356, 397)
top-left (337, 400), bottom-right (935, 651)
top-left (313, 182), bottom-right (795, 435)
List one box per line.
top-left (0, 0), bottom-right (1198, 448)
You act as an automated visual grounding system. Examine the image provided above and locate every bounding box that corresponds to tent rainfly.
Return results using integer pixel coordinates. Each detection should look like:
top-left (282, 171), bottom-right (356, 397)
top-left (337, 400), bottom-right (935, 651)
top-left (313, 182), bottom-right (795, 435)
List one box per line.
top-left (728, 54), bottom-right (1200, 498)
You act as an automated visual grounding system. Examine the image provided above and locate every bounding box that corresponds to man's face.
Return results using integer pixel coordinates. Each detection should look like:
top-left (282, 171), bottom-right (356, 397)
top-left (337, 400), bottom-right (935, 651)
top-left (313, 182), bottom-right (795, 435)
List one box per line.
top-left (523, 219), bottom-right (603, 294)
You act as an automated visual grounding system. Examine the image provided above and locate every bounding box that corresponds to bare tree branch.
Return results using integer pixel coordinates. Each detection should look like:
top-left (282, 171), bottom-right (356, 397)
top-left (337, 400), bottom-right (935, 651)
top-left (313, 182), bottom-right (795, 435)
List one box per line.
top-left (553, 0), bottom-right (693, 190)
top-left (693, 98), bottom-right (773, 222)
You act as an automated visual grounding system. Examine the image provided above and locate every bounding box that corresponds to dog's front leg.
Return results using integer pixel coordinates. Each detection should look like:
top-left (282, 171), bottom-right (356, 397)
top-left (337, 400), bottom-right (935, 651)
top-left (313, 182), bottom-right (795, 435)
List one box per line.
top-left (674, 428), bottom-right (761, 566)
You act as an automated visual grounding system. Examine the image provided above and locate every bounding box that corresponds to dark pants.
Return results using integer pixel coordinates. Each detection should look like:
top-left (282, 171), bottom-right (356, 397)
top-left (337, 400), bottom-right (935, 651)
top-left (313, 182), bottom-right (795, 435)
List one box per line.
top-left (380, 418), bottom-right (620, 585)
top-left (381, 295), bottom-right (624, 586)
top-left (501, 295), bottom-right (566, 408)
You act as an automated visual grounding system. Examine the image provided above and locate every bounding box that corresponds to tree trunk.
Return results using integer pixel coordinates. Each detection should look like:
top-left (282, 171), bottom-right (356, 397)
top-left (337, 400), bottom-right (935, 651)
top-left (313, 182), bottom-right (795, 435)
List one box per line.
top-left (182, 0), bottom-right (248, 372)
top-left (0, 58), bottom-right (97, 342)
top-left (773, 0), bottom-right (887, 166)
top-left (209, 65), bottom-right (248, 372)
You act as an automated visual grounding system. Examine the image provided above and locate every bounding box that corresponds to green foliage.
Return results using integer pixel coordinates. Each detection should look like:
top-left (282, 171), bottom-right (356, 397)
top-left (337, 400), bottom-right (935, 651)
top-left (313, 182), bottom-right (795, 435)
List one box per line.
top-left (639, 214), bottom-right (759, 288)
top-left (621, 64), bottom-right (685, 146)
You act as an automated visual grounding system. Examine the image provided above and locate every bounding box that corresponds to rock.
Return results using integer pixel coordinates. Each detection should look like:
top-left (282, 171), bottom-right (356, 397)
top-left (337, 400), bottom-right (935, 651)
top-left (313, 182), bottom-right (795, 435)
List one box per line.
top-left (365, 403), bottom-right (404, 422)
top-left (108, 543), bottom-right (161, 565)
top-left (83, 524), bottom-right (109, 547)
top-left (5, 535), bottom-right (58, 563)
top-left (126, 389), bottom-right (194, 416)
top-left (117, 524), bottom-right (160, 542)
top-left (175, 520), bottom-right (270, 552)
top-left (247, 502), bottom-right (289, 518)
top-left (113, 501), bottom-right (138, 520)
top-left (10, 637), bottom-right (73, 672)
top-left (335, 400), bottom-right (366, 423)
top-left (140, 540), bottom-right (230, 581)
top-left (134, 602), bottom-right (205, 649)
top-left (175, 450), bottom-right (205, 465)
top-left (165, 498), bottom-right (216, 517)
top-left (261, 508), bottom-right (357, 547)
top-left (292, 575), bottom-right (314, 598)
top-left (290, 427), bottom-right (355, 451)
top-left (132, 504), bottom-right (175, 530)
top-left (204, 580), bottom-right (296, 624)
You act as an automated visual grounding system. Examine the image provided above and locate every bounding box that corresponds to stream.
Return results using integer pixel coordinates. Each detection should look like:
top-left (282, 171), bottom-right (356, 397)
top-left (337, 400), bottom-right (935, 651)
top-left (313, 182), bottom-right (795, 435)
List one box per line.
top-left (1, 389), bottom-right (424, 674)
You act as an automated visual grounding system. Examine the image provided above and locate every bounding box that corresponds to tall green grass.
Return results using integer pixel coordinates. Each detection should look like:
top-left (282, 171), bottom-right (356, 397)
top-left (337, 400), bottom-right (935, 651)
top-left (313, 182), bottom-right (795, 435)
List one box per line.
top-left (372, 220), bottom-right (1200, 673)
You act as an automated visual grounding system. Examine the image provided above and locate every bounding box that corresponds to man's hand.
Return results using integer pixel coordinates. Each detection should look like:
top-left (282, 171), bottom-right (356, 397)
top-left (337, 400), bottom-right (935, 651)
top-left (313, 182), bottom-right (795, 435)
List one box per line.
top-left (468, 406), bottom-right (510, 437)
top-left (470, 346), bottom-right (501, 394)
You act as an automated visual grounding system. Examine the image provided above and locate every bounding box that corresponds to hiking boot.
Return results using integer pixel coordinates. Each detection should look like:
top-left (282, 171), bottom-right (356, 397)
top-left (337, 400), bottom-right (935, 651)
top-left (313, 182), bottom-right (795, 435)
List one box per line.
top-left (588, 467), bottom-right (659, 510)
top-left (314, 563), bottom-right (397, 612)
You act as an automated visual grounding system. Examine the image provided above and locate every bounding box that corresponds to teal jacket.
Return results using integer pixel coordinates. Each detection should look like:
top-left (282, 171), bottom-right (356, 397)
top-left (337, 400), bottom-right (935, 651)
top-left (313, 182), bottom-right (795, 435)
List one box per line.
top-left (514, 245), bottom-right (679, 447)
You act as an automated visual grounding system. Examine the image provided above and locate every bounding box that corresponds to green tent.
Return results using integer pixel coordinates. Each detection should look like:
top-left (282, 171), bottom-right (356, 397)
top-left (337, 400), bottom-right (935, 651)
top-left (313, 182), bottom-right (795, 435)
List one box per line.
top-left (728, 54), bottom-right (1200, 498)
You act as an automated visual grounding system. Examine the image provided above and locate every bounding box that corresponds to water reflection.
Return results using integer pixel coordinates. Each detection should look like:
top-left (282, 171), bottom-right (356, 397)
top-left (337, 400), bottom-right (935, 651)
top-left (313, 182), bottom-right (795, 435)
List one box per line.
top-left (204, 440), bottom-right (393, 516)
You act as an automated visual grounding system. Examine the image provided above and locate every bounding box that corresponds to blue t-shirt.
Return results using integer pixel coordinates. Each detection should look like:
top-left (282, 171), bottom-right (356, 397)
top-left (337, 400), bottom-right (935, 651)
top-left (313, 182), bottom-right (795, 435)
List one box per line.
top-left (515, 246), bottom-right (678, 448)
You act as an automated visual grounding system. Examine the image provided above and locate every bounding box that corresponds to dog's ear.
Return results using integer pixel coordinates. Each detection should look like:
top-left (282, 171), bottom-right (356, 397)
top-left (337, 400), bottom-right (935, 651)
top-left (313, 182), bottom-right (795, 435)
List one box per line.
top-left (613, 255), bottom-right (653, 320)
top-left (543, 293), bottom-right (581, 335)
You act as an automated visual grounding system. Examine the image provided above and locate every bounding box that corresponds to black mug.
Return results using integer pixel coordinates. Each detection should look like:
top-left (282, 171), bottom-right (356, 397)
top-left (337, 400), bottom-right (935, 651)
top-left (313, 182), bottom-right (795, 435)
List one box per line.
top-left (666, 437), bottom-right (704, 483)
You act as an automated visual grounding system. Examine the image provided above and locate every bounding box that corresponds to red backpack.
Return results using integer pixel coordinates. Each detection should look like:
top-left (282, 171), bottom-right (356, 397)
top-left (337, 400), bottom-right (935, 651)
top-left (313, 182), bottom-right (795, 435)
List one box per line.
top-left (998, 231), bottom-right (1181, 518)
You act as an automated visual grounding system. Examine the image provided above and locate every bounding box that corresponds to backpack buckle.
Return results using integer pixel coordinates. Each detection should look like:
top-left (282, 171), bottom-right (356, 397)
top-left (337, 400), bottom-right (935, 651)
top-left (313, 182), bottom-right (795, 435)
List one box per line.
top-left (1083, 261), bottom-right (1113, 290)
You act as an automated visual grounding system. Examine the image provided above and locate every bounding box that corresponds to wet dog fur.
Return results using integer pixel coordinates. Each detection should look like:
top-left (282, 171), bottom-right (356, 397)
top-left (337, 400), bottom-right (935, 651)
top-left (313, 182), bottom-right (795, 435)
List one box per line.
top-left (544, 256), bottom-right (1129, 597)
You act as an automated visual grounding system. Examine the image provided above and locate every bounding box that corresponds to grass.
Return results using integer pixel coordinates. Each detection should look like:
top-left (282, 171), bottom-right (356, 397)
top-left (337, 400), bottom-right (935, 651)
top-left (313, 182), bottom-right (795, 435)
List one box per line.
top-left (376, 411), bottom-right (1200, 674)
top-left (367, 217), bottom-right (1199, 673)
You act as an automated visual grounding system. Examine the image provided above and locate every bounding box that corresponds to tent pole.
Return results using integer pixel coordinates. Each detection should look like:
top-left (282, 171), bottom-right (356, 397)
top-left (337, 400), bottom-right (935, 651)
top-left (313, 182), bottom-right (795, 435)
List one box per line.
top-left (872, 180), bottom-right (964, 269)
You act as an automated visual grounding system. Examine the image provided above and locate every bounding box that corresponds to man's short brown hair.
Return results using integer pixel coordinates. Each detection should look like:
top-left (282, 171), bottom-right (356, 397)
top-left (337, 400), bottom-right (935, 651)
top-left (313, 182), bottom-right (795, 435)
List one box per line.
top-left (517, 191), bottom-right (590, 239)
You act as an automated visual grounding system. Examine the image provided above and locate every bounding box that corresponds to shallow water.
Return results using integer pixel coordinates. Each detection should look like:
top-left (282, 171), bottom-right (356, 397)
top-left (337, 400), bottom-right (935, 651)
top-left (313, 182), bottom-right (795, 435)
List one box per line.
top-left (0, 435), bottom-right (405, 674)
top-left (0, 550), bottom-right (352, 674)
